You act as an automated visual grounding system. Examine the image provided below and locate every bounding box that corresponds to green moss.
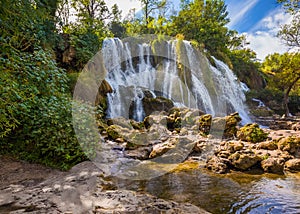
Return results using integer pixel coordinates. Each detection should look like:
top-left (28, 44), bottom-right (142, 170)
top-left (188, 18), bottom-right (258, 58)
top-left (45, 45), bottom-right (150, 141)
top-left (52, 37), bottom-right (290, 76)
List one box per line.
top-left (199, 114), bottom-right (212, 135)
top-left (171, 161), bottom-right (200, 173)
top-left (237, 123), bottom-right (268, 143)
top-left (106, 125), bottom-right (122, 140)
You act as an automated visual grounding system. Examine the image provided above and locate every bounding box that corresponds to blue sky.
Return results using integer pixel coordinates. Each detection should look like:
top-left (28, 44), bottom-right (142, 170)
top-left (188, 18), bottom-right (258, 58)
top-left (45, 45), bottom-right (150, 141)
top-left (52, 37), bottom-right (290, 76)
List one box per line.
top-left (105, 0), bottom-right (291, 60)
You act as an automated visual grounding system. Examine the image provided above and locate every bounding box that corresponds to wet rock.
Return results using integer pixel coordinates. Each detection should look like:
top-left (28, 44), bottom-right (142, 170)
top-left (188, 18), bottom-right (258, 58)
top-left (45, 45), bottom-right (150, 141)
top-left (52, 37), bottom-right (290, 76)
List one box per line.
top-left (237, 123), bottom-right (268, 143)
top-left (106, 125), bottom-right (123, 141)
top-left (261, 157), bottom-right (285, 174)
top-left (149, 138), bottom-right (178, 158)
top-left (284, 159), bottom-right (300, 172)
top-left (171, 160), bottom-right (200, 173)
top-left (206, 156), bottom-right (229, 174)
top-left (228, 152), bottom-right (262, 171)
top-left (199, 114), bottom-right (212, 135)
top-left (124, 146), bottom-right (152, 160)
top-left (93, 190), bottom-right (208, 214)
top-left (223, 112), bottom-right (242, 138)
top-left (277, 136), bottom-right (300, 154)
top-left (0, 161), bottom-right (209, 213)
top-left (142, 96), bottom-right (174, 117)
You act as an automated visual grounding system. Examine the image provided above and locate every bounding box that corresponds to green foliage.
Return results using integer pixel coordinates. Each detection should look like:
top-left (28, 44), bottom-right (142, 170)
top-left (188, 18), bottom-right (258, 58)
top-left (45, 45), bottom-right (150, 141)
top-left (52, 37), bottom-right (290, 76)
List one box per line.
top-left (67, 72), bottom-right (80, 93)
top-left (278, 13), bottom-right (300, 48)
top-left (228, 49), bottom-right (264, 89)
top-left (261, 52), bottom-right (300, 114)
top-left (171, 0), bottom-right (232, 55)
top-left (277, 0), bottom-right (300, 14)
top-left (69, 30), bottom-right (102, 69)
top-left (277, 1), bottom-right (300, 49)
top-left (0, 0), bottom-right (57, 50)
top-left (0, 47), bottom-right (101, 169)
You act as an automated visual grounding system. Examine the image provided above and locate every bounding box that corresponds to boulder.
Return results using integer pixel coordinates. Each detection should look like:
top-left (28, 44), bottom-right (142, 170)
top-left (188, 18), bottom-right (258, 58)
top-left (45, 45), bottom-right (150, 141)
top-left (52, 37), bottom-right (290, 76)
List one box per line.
top-left (284, 159), bottom-right (300, 172)
top-left (198, 114), bottom-right (212, 135)
top-left (221, 141), bottom-right (244, 153)
top-left (228, 152), bottom-right (262, 170)
top-left (142, 96), bottom-right (174, 117)
top-left (223, 112), bottom-right (242, 138)
top-left (149, 138), bottom-right (178, 159)
top-left (106, 125), bottom-right (123, 141)
top-left (237, 123), bottom-right (268, 143)
top-left (124, 146), bottom-right (152, 160)
top-left (206, 156), bottom-right (229, 174)
top-left (257, 141), bottom-right (278, 150)
top-left (277, 136), bottom-right (300, 154)
top-left (261, 157), bottom-right (285, 174)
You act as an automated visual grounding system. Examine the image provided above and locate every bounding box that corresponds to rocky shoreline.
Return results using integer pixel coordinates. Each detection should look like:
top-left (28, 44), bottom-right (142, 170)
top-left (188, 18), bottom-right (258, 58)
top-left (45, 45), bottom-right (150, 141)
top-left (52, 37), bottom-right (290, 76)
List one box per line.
top-left (0, 159), bottom-right (208, 213)
top-left (1, 107), bottom-right (300, 213)
top-left (102, 107), bottom-right (300, 175)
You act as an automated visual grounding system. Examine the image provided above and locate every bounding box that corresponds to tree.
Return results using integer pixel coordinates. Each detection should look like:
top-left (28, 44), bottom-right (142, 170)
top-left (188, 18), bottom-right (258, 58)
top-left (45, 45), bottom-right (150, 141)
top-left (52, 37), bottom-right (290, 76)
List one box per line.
top-left (278, 13), bottom-right (300, 48)
top-left (261, 52), bottom-right (300, 116)
top-left (277, 0), bottom-right (300, 48)
top-left (139, 0), bottom-right (167, 25)
top-left (171, 0), bottom-right (233, 56)
top-left (277, 0), bottom-right (300, 13)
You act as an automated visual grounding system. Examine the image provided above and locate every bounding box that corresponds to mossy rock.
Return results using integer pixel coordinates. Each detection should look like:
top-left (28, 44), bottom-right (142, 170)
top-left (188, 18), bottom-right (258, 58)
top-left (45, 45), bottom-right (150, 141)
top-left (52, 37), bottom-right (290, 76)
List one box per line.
top-left (199, 114), bottom-right (212, 135)
top-left (250, 106), bottom-right (274, 117)
top-left (237, 123), bottom-right (268, 143)
top-left (130, 120), bottom-right (145, 130)
top-left (106, 125), bottom-right (123, 141)
top-left (277, 136), bottom-right (300, 154)
top-left (171, 161), bottom-right (200, 173)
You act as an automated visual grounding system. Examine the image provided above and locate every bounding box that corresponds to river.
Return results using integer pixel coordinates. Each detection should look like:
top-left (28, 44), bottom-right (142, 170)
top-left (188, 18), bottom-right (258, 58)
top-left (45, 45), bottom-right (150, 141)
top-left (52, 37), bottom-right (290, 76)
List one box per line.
top-left (115, 167), bottom-right (300, 213)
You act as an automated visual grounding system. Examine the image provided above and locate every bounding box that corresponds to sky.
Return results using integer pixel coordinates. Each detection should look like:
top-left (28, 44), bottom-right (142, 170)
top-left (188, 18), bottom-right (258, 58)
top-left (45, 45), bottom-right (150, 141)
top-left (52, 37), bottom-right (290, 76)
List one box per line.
top-left (104, 0), bottom-right (292, 60)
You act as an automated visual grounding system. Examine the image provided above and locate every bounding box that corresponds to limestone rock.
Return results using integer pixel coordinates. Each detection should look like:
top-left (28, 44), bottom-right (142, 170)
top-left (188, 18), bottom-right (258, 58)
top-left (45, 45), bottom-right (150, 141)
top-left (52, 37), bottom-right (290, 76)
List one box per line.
top-left (284, 159), bottom-right (300, 172)
top-left (199, 114), bottom-right (212, 135)
top-left (257, 141), bottom-right (278, 150)
top-left (261, 157), bottom-right (285, 174)
top-left (277, 136), bottom-right (300, 154)
top-left (228, 152), bottom-right (262, 170)
top-left (206, 156), bottom-right (228, 174)
top-left (237, 123), bottom-right (268, 143)
top-left (149, 138), bottom-right (178, 159)
top-left (142, 96), bottom-right (174, 117)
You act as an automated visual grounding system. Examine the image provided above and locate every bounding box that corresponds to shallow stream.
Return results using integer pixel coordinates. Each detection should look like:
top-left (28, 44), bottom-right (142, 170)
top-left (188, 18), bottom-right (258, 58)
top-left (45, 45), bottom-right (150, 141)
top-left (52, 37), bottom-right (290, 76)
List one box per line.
top-left (115, 168), bottom-right (300, 213)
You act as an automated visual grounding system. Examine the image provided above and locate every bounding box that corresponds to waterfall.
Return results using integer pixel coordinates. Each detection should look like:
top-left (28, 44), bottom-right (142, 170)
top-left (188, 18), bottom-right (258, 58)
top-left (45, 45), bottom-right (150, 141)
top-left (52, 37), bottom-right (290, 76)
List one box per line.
top-left (102, 38), bottom-right (251, 123)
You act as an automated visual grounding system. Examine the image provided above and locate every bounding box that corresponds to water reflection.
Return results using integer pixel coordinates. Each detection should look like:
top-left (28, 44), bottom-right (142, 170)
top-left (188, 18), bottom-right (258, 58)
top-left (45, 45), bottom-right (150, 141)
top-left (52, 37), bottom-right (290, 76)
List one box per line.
top-left (114, 168), bottom-right (300, 214)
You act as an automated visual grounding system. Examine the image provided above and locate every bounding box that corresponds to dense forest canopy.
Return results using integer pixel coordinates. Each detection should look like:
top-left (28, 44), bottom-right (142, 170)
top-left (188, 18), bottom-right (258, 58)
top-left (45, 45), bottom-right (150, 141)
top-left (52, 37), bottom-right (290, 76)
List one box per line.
top-left (0, 0), bottom-right (299, 168)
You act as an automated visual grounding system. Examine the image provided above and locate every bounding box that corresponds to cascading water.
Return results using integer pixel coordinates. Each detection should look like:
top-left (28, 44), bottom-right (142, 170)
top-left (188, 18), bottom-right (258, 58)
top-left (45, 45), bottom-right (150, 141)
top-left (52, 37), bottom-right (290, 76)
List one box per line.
top-left (102, 38), bottom-right (251, 123)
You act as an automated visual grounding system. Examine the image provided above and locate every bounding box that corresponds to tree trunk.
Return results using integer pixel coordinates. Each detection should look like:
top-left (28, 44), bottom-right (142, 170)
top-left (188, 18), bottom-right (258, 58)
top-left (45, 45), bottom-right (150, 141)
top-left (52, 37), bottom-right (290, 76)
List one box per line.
top-left (284, 76), bottom-right (300, 116)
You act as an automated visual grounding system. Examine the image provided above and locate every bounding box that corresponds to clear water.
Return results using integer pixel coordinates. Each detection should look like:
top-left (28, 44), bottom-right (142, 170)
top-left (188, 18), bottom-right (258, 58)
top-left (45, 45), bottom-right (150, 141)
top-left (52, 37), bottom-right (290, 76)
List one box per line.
top-left (114, 169), bottom-right (300, 214)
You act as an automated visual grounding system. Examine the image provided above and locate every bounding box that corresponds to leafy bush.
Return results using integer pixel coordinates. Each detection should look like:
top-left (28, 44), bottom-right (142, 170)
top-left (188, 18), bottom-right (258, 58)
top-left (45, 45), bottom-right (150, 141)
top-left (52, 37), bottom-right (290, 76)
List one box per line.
top-left (0, 48), bottom-right (100, 169)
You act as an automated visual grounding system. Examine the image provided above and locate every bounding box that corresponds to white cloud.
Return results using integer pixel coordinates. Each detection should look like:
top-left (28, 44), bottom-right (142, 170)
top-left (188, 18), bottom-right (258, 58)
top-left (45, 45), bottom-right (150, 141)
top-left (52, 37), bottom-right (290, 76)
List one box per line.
top-left (245, 9), bottom-right (292, 60)
top-left (250, 9), bottom-right (292, 33)
top-left (227, 0), bottom-right (259, 29)
top-left (246, 31), bottom-right (287, 60)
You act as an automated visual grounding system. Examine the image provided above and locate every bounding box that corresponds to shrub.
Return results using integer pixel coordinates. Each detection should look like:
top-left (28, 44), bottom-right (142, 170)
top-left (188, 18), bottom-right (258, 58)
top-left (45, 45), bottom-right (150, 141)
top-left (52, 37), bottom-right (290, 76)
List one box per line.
top-left (0, 48), bottom-right (101, 170)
